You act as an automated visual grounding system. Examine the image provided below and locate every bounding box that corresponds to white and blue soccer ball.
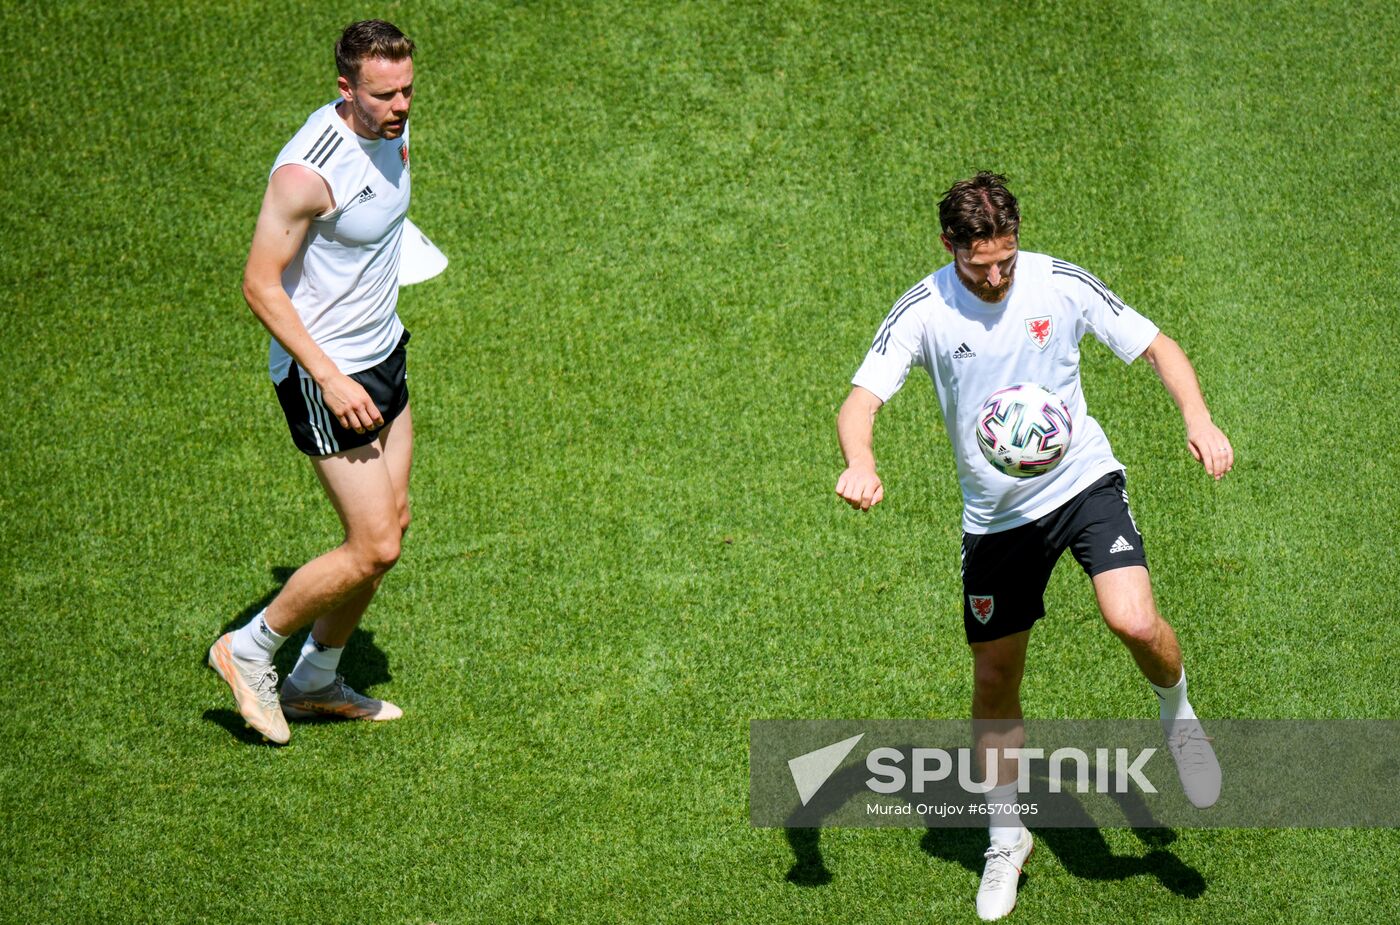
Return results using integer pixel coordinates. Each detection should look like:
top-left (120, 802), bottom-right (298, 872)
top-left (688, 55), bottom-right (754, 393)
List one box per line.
top-left (975, 383), bottom-right (1073, 478)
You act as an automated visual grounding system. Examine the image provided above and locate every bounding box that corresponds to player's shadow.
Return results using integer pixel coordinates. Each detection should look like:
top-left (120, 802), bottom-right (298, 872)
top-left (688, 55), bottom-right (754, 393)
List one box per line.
top-left (784, 745), bottom-right (983, 887)
top-left (784, 753), bottom-right (1204, 900)
top-left (200, 567), bottom-right (394, 742)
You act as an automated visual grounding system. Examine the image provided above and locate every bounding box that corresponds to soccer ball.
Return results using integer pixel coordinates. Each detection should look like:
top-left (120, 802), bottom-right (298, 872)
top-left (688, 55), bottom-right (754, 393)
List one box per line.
top-left (975, 383), bottom-right (1073, 478)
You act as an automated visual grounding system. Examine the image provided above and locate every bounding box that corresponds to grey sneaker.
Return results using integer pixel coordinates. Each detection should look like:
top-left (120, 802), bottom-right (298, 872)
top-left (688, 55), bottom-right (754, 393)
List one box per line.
top-left (1166, 720), bottom-right (1221, 808)
top-left (208, 633), bottom-right (290, 744)
top-left (280, 675), bottom-right (403, 722)
top-left (976, 829), bottom-right (1033, 921)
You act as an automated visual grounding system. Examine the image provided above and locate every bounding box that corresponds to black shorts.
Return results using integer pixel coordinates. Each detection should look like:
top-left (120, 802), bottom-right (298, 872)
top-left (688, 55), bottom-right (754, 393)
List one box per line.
top-left (274, 330), bottom-right (410, 457)
top-left (960, 470), bottom-right (1148, 644)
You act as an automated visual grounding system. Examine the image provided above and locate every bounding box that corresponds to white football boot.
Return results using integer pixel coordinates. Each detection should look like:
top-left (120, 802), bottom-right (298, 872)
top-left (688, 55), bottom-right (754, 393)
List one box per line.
top-left (976, 828), bottom-right (1033, 921)
top-left (208, 633), bottom-right (291, 745)
top-left (1166, 719), bottom-right (1221, 808)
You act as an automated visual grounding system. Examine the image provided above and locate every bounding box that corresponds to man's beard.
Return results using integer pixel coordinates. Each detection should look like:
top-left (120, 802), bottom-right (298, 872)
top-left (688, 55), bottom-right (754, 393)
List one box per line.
top-left (351, 95), bottom-right (405, 139)
top-left (956, 262), bottom-right (1015, 303)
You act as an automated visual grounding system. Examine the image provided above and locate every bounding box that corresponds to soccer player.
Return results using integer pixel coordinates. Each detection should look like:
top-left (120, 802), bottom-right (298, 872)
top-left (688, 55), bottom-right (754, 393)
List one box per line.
top-left (835, 173), bottom-right (1229, 920)
top-left (208, 21), bottom-right (418, 744)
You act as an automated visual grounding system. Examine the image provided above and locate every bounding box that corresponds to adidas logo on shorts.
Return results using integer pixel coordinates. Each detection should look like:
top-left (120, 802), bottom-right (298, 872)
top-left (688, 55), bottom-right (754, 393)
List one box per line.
top-left (1109, 535), bottom-right (1134, 554)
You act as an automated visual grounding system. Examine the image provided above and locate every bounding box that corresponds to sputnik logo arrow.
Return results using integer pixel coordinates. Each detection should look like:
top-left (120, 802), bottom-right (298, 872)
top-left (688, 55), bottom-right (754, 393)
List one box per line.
top-left (788, 733), bottom-right (865, 806)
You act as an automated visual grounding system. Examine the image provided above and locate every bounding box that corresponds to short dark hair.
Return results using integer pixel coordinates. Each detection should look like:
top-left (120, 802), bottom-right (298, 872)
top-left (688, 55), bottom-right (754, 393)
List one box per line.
top-left (335, 20), bottom-right (415, 84)
top-left (938, 172), bottom-right (1020, 249)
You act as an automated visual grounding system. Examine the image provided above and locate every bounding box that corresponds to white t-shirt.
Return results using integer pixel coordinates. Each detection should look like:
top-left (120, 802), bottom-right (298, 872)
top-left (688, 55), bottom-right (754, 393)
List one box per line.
top-left (267, 100), bottom-right (410, 381)
top-left (852, 251), bottom-right (1159, 535)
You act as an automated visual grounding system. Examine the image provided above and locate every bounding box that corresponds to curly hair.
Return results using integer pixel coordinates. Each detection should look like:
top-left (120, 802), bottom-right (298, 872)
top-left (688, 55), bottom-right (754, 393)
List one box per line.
top-left (938, 172), bottom-right (1020, 249)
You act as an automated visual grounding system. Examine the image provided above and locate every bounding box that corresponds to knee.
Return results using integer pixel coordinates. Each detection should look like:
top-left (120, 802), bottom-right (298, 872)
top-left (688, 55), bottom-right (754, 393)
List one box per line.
top-left (1107, 607), bottom-right (1161, 648)
top-left (973, 658), bottom-right (1022, 703)
top-left (351, 534), bottom-right (401, 579)
top-left (370, 535), bottom-right (402, 575)
top-left (398, 504), bottom-right (411, 538)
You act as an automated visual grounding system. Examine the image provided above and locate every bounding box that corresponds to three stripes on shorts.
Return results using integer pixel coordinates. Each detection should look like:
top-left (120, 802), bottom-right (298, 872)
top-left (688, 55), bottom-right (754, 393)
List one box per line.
top-left (298, 375), bottom-right (340, 455)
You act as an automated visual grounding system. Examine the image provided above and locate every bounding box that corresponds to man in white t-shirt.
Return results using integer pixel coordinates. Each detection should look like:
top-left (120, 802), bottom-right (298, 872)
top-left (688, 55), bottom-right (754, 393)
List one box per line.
top-left (207, 21), bottom-right (419, 744)
top-left (835, 173), bottom-right (1231, 920)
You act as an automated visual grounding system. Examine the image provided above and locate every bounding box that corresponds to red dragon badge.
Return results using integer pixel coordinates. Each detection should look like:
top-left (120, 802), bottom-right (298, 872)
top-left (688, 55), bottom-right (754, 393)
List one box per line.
top-left (969, 595), bottom-right (995, 624)
top-left (1026, 316), bottom-right (1052, 350)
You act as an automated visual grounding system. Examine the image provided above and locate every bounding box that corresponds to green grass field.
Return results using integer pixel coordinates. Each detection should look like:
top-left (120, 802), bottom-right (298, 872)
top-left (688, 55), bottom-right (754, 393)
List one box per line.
top-left (4, 1), bottom-right (1398, 922)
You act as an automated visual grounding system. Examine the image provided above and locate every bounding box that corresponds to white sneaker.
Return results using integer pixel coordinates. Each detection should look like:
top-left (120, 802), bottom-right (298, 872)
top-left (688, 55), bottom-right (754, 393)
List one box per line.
top-left (1166, 720), bottom-right (1221, 808)
top-left (976, 829), bottom-right (1033, 921)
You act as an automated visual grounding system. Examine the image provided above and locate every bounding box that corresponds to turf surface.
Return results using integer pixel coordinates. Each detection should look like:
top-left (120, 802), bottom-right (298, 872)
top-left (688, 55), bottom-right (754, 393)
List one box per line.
top-left (3, 1), bottom-right (1397, 922)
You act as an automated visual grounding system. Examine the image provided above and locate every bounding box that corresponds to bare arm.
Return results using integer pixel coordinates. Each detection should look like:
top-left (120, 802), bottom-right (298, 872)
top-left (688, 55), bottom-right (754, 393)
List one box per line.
top-left (835, 386), bottom-right (886, 510)
top-left (1141, 332), bottom-right (1233, 480)
top-left (243, 165), bottom-right (384, 433)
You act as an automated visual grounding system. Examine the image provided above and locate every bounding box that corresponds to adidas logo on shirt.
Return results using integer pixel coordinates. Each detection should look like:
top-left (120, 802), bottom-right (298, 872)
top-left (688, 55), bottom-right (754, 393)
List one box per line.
top-left (354, 185), bottom-right (376, 204)
top-left (1109, 535), bottom-right (1135, 554)
top-left (952, 342), bottom-right (977, 359)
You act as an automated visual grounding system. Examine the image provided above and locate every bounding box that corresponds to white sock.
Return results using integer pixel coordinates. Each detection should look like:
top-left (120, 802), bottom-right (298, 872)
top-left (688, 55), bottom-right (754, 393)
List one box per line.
top-left (985, 781), bottom-right (1024, 849)
top-left (288, 635), bottom-right (343, 691)
top-left (229, 609), bottom-right (287, 662)
top-left (1150, 667), bottom-right (1198, 732)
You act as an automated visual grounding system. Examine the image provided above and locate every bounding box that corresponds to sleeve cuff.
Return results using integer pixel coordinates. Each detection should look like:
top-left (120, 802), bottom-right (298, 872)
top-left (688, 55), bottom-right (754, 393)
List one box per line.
top-left (851, 351), bottom-right (910, 403)
top-left (1120, 322), bottom-right (1161, 364)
